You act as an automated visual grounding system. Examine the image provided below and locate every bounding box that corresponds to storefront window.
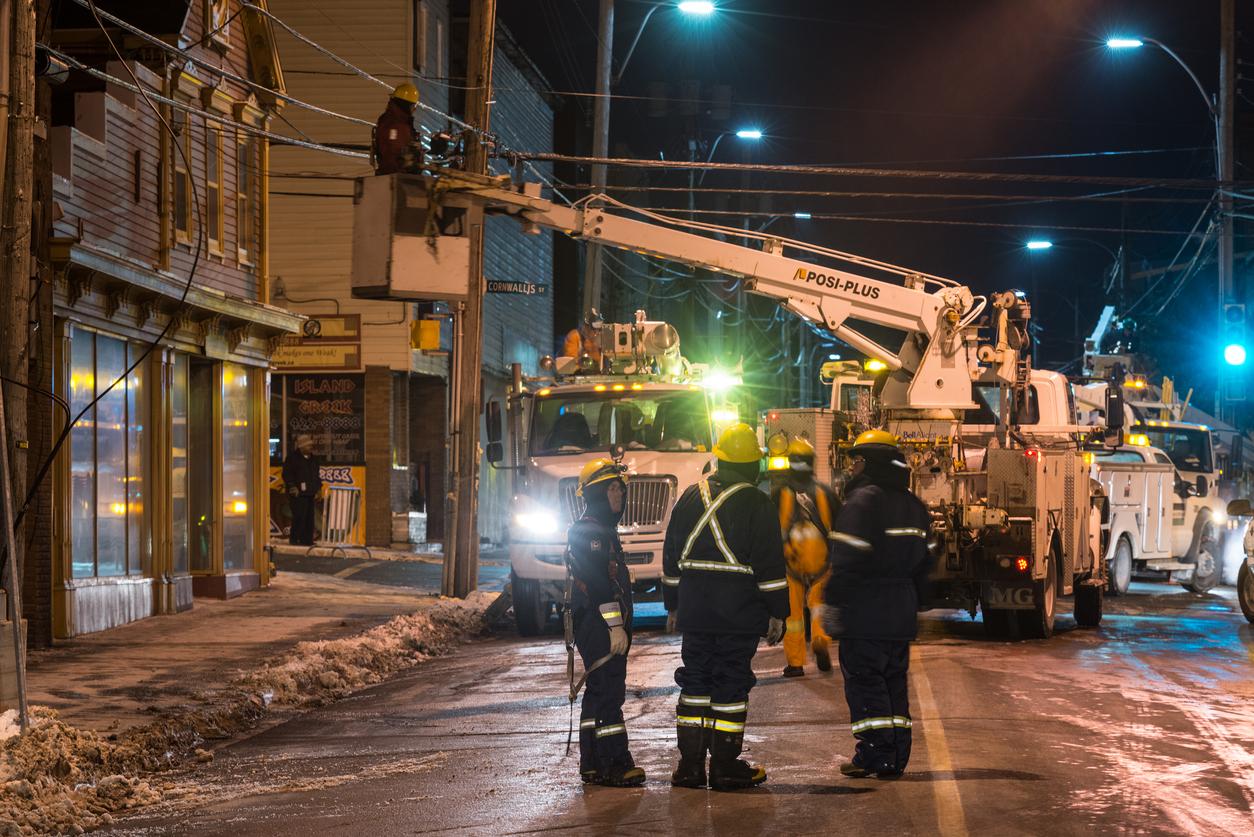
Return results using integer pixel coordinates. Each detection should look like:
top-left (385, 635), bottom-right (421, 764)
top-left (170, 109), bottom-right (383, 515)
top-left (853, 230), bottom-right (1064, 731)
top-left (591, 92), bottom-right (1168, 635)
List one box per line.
top-left (69, 332), bottom-right (95, 578)
top-left (68, 326), bottom-right (147, 578)
top-left (171, 354), bottom-right (189, 575)
top-left (222, 363), bottom-right (253, 570)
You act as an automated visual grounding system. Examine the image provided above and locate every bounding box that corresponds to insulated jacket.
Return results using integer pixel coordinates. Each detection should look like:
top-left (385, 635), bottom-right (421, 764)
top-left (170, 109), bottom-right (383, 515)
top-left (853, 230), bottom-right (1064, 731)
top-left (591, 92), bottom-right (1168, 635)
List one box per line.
top-left (824, 480), bottom-right (932, 640)
top-left (373, 100), bottom-right (419, 175)
top-left (568, 516), bottom-right (632, 633)
top-left (662, 474), bottom-right (789, 635)
top-left (281, 452), bottom-right (322, 498)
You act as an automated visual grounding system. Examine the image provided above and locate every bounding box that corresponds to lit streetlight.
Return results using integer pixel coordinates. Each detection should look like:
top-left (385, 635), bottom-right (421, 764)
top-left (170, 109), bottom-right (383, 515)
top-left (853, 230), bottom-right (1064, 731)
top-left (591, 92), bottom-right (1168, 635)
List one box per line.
top-left (1025, 239), bottom-right (1053, 251)
top-left (677, 1), bottom-right (716, 14)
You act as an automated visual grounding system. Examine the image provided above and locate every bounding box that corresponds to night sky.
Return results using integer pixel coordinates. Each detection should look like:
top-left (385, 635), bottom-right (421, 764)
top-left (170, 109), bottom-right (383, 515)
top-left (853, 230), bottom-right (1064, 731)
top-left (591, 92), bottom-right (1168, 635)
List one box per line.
top-left (497, 0), bottom-right (1249, 413)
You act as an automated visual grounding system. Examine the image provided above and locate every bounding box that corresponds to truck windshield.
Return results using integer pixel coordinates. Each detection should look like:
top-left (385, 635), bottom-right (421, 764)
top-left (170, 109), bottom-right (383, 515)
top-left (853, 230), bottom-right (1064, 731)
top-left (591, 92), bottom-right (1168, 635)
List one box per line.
top-left (1132, 425), bottom-right (1212, 473)
top-left (530, 389), bottom-right (712, 456)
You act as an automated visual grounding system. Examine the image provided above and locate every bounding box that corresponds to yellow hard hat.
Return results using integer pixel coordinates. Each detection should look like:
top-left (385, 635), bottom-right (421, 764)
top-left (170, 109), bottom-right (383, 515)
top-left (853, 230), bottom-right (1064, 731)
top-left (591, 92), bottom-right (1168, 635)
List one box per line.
top-left (787, 438), bottom-right (816, 459)
top-left (850, 429), bottom-right (899, 451)
top-left (576, 457), bottom-right (627, 497)
top-left (392, 83), bottom-right (420, 104)
top-left (713, 423), bottom-right (763, 464)
top-left (766, 432), bottom-right (789, 456)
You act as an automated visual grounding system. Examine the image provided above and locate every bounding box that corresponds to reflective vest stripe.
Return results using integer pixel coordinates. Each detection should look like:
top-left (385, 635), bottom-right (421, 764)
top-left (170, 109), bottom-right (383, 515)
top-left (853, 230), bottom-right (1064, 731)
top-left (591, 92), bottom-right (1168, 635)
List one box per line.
top-left (677, 559), bottom-right (755, 575)
top-left (885, 527), bottom-right (927, 537)
top-left (580, 719), bottom-right (596, 730)
top-left (680, 480), bottom-right (750, 565)
top-left (831, 532), bottom-right (872, 551)
top-left (757, 578), bottom-right (787, 592)
top-left (710, 701), bottom-right (747, 714)
top-left (595, 723), bottom-right (626, 738)
top-left (661, 574), bottom-right (681, 586)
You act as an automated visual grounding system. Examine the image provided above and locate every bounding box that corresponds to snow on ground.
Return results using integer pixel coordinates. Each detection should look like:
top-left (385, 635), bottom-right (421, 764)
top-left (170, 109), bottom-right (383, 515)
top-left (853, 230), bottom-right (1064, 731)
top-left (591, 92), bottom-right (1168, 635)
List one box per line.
top-left (0, 594), bottom-right (492, 835)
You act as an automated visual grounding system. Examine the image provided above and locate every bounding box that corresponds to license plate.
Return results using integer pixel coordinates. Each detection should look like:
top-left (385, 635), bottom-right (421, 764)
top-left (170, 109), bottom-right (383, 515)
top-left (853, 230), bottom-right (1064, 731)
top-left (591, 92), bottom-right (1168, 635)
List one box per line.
top-left (984, 584), bottom-right (1036, 610)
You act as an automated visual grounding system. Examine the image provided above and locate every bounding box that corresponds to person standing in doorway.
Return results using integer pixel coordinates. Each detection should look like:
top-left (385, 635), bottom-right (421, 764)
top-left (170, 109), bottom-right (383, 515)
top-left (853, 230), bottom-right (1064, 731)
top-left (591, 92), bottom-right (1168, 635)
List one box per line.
top-left (824, 430), bottom-right (932, 780)
top-left (283, 434), bottom-right (322, 546)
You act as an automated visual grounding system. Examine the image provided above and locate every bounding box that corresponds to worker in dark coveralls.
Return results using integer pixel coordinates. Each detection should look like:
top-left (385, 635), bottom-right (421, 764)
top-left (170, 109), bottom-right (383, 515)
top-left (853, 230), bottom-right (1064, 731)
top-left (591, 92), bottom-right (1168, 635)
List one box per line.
top-left (824, 429), bottom-right (933, 779)
top-left (282, 434), bottom-right (322, 546)
top-left (567, 458), bottom-right (645, 787)
top-left (373, 83), bottom-right (422, 175)
top-left (662, 423), bottom-right (789, 791)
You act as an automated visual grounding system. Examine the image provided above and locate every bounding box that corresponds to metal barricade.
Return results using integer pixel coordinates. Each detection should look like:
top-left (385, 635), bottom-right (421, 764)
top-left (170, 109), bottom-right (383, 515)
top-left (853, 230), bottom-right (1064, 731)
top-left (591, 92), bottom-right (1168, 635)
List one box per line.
top-left (319, 486), bottom-right (367, 555)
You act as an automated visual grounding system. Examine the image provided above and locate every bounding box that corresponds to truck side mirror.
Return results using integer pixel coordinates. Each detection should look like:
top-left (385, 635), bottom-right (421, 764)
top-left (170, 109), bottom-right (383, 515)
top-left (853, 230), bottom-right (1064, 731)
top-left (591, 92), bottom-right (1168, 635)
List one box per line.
top-left (1103, 387), bottom-right (1125, 448)
top-left (1195, 474), bottom-right (1208, 498)
top-left (485, 400), bottom-right (503, 445)
top-left (1227, 498), bottom-right (1252, 517)
top-left (486, 442), bottom-right (504, 465)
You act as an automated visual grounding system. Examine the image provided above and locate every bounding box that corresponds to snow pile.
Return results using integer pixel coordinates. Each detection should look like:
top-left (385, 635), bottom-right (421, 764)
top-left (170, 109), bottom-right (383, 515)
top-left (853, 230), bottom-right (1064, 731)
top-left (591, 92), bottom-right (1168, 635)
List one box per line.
top-left (240, 592), bottom-right (493, 704)
top-left (0, 713), bottom-right (19, 744)
top-left (0, 593), bottom-right (492, 835)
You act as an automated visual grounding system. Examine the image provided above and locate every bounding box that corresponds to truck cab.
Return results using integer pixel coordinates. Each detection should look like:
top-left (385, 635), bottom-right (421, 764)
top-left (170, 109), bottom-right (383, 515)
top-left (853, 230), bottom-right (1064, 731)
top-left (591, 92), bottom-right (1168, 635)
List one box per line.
top-left (494, 315), bottom-right (723, 635)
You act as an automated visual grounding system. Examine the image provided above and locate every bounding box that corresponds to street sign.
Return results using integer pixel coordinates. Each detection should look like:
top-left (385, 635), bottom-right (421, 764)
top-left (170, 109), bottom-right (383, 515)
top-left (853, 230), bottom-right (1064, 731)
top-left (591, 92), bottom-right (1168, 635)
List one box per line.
top-left (487, 280), bottom-right (548, 296)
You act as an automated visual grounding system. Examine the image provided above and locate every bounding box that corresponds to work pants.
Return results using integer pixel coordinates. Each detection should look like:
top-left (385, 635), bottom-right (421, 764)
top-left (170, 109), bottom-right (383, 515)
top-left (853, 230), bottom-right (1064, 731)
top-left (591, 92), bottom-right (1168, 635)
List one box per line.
top-left (675, 632), bottom-right (759, 762)
top-left (574, 612), bottom-right (632, 775)
top-left (289, 495), bottom-right (316, 546)
top-left (784, 571), bottom-right (831, 668)
top-left (839, 638), bottom-right (912, 774)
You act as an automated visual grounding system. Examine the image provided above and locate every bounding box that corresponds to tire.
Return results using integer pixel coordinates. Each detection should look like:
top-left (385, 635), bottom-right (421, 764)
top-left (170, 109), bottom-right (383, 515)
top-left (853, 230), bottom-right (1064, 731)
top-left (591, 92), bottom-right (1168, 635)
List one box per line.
top-left (1107, 537), bottom-right (1132, 597)
top-left (1074, 582), bottom-right (1103, 628)
top-left (1017, 548), bottom-right (1057, 639)
top-left (1183, 519), bottom-right (1221, 594)
top-left (1238, 561), bottom-right (1254, 624)
top-left (511, 572), bottom-right (549, 637)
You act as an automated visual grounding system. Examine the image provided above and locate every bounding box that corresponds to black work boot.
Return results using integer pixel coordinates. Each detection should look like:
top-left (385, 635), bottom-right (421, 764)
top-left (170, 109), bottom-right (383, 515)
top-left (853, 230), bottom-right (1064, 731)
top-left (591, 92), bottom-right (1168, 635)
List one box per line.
top-left (708, 730), bottom-right (766, 791)
top-left (596, 763), bottom-right (646, 787)
top-left (670, 725), bottom-right (707, 788)
top-left (782, 665), bottom-right (805, 678)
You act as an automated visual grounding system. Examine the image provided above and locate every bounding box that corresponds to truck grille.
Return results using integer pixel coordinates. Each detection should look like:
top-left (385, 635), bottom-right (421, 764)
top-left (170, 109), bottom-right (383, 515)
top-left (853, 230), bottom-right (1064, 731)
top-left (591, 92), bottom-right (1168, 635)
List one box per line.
top-left (560, 475), bottom-right (677, 530)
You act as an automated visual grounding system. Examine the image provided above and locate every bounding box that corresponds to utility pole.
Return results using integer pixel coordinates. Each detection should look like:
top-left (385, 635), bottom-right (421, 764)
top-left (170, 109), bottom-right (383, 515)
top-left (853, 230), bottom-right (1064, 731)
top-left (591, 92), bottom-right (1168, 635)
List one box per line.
top-left (444, 0), bottom-right (497, 598)
top-left (1216, 0), bottom-right (1235, 419)
top-left (580, 0), bottom-right (613, 318)
top-left (0, 0), bottom-right (35, 729)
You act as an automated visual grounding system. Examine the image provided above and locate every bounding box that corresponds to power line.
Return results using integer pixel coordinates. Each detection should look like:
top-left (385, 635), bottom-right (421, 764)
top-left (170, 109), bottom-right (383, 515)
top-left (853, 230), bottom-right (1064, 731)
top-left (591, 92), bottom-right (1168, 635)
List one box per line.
top-left (511, 151), bottom-right (1230, 189)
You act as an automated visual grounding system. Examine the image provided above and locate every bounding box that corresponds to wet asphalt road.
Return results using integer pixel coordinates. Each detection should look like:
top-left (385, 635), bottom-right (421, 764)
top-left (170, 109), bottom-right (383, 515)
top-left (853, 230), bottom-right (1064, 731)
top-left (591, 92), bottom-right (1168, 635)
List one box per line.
top-left (272, 548), bottom-right (513, 592)
top-left (111, 582), bottom-right (1254, 836)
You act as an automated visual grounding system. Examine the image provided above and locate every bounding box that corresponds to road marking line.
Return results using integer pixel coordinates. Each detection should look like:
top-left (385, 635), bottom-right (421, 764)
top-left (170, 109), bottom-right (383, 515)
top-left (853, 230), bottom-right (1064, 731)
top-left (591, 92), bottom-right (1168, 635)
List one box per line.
top-left (333, 561), bottom-right (381, 578)
top-left (912, 649), bottom-right (969, 837)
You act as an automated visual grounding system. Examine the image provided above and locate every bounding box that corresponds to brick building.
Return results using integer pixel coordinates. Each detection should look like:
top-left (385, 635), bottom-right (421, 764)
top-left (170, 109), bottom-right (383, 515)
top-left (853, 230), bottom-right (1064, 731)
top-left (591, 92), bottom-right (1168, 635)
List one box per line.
top-left (31, 0), bottom-right (300, 641)
top-left (266, 0), bottom-right (557, 548)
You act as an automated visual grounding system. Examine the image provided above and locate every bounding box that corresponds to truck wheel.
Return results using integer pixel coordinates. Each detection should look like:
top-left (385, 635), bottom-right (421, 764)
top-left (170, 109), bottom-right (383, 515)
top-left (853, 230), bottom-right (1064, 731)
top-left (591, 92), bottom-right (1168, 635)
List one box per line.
top-left (1238, 561), bottom-right (1254, 624)
top-left (1107, 537), bottom-right (1132, 597)
top-left (512, 572), bottom-right (549, 636)
top-left (1017, 549), bottom-right (1057, 639)
top-left (1183, 520), bottom-right (1221, 594)
top-left (1074, 582), bottom-right (1103, 628)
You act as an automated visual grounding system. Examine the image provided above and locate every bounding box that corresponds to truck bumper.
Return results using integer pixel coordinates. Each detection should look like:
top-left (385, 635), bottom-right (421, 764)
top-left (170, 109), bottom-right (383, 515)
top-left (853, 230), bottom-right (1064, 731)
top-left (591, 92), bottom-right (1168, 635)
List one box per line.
top-left (510, 537), bottom-right (667, 602)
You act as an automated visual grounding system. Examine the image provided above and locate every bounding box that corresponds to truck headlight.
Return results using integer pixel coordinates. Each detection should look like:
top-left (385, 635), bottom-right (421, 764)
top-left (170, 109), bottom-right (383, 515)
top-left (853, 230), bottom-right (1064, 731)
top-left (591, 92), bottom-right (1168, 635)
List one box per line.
top-left (515, 511), bottom-right (560, 538)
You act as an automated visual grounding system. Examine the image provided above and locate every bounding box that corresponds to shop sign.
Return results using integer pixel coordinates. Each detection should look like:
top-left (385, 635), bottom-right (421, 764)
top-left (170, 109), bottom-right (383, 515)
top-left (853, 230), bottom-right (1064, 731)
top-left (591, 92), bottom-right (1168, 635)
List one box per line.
top-left (272, 342), bottom-right (362, 371)
top-left (283, 374), bottom-right (366, 465)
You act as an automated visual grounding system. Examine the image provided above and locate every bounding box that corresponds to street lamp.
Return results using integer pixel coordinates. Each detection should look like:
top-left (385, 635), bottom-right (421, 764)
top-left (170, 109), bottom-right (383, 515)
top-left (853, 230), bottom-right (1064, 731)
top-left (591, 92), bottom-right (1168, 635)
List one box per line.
top-left (1107, 32), bottom-right (1233, 415)
top-left (584, 0), bottom-right (722, 316)
top-left (1025, 239), bottom-right (1053, 251)
top-left (696, 128), bottom-right (763, 187)
top-left (1024, 237), bottom-right (1126, 365)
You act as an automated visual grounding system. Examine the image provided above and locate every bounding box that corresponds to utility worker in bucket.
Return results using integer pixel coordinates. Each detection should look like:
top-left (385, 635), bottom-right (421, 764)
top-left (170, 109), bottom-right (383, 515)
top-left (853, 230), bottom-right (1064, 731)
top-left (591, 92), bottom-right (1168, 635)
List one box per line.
top-left (823, 429), bottom-right (932, 780)
top-left (772, 437), bottom-right (840, 678)
top-left (662, 423), bottom-right (789, 791)
top-left (373, 83), bottom-right (422, 175)
top-left (567, 458), bottom-right (645, 787)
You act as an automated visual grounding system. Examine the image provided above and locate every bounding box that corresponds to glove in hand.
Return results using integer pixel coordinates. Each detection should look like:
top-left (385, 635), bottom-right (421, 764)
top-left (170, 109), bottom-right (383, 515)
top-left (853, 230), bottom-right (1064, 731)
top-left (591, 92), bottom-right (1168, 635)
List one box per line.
top-left (765, 617), bottom-right (785, 646)
top-left (608, 625), bottom-right (629, 656)
top-left (665, 611), bottom-right (678, 635)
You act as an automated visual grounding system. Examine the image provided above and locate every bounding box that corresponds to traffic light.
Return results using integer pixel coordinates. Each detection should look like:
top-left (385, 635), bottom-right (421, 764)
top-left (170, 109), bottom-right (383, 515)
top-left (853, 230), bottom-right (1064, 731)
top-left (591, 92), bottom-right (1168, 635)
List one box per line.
top-left (1222, 303), bottom-right (1246, 367)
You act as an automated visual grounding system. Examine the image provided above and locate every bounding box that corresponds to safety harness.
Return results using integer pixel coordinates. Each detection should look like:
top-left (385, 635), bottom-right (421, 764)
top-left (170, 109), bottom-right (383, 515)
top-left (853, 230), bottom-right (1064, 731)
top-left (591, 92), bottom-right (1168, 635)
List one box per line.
top-left (677, 479), bottom-right (754, 573)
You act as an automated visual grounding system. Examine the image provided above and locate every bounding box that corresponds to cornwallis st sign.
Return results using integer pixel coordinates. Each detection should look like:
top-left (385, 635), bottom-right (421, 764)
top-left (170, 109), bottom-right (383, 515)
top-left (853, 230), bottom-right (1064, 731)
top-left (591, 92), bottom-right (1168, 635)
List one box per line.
top-left (487, 280), bottom-right (549, 296)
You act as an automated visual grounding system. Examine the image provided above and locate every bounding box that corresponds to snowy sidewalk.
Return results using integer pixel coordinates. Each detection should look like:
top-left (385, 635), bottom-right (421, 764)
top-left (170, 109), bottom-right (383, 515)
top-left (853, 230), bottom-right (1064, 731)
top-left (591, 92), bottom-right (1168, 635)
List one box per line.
top-left (24, 573), bottom-right (440, 734)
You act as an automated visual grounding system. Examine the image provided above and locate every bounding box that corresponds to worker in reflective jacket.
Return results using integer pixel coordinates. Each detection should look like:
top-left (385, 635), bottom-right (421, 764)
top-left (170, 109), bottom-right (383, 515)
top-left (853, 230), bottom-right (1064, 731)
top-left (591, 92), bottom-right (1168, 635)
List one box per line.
top-left (567, 458), bottom-right (645, 787)
top-left (823, 430), bottom-right (933, 780)
top-left (772, 437), bottom-right (840, 677)
top-left (662, 423), bottom-right (789, 791)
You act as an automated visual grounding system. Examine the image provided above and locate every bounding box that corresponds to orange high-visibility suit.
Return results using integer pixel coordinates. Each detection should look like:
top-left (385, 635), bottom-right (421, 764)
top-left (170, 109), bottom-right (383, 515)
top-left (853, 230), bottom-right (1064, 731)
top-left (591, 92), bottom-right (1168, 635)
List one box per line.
top-left (775, 483), bottom-right (837, 675)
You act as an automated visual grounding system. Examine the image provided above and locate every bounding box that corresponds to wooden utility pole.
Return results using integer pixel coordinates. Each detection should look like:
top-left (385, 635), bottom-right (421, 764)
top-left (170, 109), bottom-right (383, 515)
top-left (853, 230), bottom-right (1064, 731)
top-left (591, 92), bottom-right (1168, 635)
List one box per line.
top-left (0, 0), bottom-right (35, 729)
top-left (580, 0), bottom-right (613, 317)
top-left (1217, 0), bottom-right (1235, 416)
top-left (444, 0), bottom-right (496, 598)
